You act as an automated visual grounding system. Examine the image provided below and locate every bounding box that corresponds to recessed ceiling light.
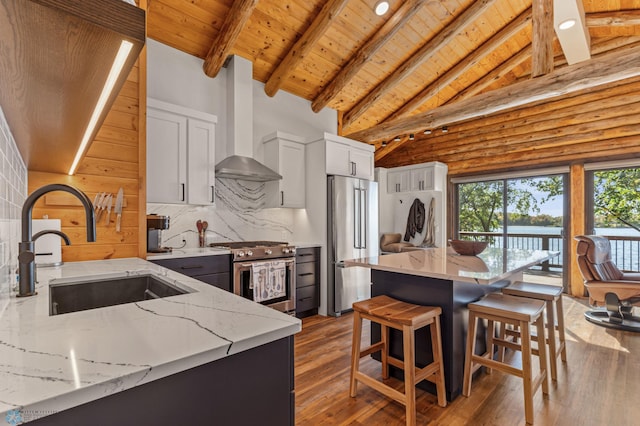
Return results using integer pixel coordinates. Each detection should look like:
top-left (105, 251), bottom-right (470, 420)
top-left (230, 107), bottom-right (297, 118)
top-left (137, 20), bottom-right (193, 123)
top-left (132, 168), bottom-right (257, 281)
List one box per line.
top-left (394, 136), bottom-right (401, 142)
top-left (442, 126), bottom-right (448, 133)
top-left (559, 19), bottom-right (576, 30)
top-left (423, 129), bottom-right (432, 135)
top-left (374, 1), bottom-right (389, 16)
top-left (409, 134), bottom-right (415, 140)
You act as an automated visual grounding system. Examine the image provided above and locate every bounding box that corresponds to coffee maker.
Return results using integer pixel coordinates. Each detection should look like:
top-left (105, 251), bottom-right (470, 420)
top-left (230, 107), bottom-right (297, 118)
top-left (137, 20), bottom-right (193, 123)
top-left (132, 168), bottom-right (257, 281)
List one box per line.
top-left (147, 214), bottom-right (171, 253)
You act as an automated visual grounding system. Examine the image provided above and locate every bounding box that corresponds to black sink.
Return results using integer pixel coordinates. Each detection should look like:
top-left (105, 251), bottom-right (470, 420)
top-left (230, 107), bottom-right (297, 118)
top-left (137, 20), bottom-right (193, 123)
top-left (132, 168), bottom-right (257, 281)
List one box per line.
top-left (49, 274), bottom-right (192, 316)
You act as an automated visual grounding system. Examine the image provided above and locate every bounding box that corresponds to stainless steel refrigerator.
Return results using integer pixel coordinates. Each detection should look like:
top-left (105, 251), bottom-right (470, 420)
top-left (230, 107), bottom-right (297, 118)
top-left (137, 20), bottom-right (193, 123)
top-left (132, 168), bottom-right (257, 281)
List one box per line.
top-left (328, 175), bottom-right (379, 316)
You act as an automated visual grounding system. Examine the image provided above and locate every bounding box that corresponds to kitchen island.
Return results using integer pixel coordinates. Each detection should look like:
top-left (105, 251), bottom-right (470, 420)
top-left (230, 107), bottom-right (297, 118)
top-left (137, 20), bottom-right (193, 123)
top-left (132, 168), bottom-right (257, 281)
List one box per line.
top-left (344, 247), bottom-right (558, 401)
top-left (0, 258), bottom-right (300, 425)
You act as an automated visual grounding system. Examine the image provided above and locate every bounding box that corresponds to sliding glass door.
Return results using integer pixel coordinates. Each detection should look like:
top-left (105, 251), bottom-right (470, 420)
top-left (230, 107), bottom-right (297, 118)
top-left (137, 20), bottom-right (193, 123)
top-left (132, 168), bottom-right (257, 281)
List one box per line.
top-left (455, 173), bottom-right (567, 288)
top-left (586, 166), bottom-right (640, 272)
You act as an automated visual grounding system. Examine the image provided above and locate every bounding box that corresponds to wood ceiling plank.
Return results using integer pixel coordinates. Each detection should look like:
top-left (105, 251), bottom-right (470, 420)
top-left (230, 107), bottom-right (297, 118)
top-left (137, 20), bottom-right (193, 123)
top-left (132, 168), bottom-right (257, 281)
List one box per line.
top-left (341, 0), bottom-right (500, 131)
top-left (387, 8), bottom-right (532, 121)
top-left (311, 0), bottom-right (427, 112)
top-left (202, 0), bottom-right (258, 78)
top-left (586, 9), bottom-right (640, 26)
top-left (264, 0), bottom-right (350, 97)
top-left (344, 43), bottom-right (640, 157)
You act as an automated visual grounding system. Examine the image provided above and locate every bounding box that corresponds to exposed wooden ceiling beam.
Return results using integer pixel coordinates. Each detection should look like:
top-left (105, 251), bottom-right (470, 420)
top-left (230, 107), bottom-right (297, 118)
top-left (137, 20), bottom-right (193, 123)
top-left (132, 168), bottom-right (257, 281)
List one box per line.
top-left (311, 0), bottom-right (427, 113)
top-left (449, 44), bottom-right (532, 104)
top-left (386, 8), bottom-right (531, 122)
top-left (532, 0), bottom-right (554, 77)
top-left (586, 9), bottom-right (640, 27)
top-left (264, 0), bottom-right (349, 97)
top-left (341, 0), bottom-right (499, 131)
top-left (342, 44), bottom-right (640, 161)
top-left (202, 0), bottom-right (259, 78)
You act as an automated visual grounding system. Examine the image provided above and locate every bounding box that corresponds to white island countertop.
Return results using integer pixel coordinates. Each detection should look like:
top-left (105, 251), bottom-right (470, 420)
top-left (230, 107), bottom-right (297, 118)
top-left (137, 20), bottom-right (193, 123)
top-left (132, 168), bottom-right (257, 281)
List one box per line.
top-left (0, 258), bottom-right (300, 423)
top-left (344, 247), bottom-right (559, 284)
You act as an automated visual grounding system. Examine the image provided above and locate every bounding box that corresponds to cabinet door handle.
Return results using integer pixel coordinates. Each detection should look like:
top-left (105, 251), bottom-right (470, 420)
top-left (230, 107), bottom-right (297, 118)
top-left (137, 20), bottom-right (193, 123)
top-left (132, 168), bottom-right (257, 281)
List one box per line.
top-left (211, 185), bottom-right (215, 203)
top-left (298, 272), bottom-right (314, 276)
top-left (181, 265), bottom-right (203, 270)
top-left (181, 183), bottom-right (185, 201)
top-left (281, 191), bottom-right (284, 206)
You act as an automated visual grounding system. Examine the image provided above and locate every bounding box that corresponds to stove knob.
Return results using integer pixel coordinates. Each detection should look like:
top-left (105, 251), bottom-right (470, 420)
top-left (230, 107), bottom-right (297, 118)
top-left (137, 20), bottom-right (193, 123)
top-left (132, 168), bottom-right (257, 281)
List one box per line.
top-left (247, 250), bottom-right (253, 257)
top-left (289, 246), bottom-right (296, 254)
top-left (265, 249), bottom-right (272, 255)
top-left (237, 251), bottom-right (245, 257)
top-left (283, 247), bottom-right (290, 254)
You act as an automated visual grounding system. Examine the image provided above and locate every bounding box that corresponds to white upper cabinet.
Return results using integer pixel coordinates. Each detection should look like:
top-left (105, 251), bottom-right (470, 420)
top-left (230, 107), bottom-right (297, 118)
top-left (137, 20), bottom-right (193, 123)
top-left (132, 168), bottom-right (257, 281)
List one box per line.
top-left (147, 99), bottom-right (217, 204)
top-left (385, 162), bottom-right (447, 193)
top-left (322, 133), bottom-right (374, 180)
top-left (262, 131), bottom-right (306, 208)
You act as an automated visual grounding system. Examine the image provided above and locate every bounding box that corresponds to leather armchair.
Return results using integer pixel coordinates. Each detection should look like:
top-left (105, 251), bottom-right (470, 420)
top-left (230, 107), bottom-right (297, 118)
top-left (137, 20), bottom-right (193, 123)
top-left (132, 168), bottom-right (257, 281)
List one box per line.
top-left (575, 235), bottom-right (640, 331)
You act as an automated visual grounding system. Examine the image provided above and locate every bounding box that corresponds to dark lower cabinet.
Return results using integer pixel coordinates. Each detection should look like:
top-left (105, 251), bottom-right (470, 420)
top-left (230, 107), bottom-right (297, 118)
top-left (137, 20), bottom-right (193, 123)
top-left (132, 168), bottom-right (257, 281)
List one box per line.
top-left (295, 247), bottom-right (320, 318)
top-left (151, 255), bottom-right (231, 292)
top-left (29, 337), bottom-right (294, 426)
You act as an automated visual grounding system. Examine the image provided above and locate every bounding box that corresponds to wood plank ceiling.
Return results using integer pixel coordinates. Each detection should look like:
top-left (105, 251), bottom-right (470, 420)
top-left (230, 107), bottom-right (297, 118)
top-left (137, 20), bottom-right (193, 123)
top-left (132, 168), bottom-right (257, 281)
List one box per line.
top-left (147, 0), bottom-right (640, 168)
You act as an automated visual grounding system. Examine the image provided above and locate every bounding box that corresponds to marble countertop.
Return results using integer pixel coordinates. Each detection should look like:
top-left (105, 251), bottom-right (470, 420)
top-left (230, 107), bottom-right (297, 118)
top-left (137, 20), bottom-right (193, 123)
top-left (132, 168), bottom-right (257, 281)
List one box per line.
top-left (0, 258), bottom-right (300, 423)
top-left (146, 247), bottom-right (231, 260)
top-left (344, 247), bottom-right (559, 284)
top-left (146, 242), bottom-right (323, 261)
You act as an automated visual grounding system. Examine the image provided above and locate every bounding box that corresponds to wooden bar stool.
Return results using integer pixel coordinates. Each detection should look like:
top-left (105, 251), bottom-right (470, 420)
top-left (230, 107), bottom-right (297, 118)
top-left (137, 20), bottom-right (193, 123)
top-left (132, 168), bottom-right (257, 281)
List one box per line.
top-left (502, 281), bottom-right (567, 381)
top-left (463, 293), bottom-right (549, 425)
top-left (350, 295), bottom-right (446, 426)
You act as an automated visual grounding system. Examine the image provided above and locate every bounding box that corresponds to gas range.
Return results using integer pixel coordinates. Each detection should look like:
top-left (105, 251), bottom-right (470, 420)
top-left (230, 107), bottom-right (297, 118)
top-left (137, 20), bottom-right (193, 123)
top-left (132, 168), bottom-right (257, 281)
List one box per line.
top-left (209, 241), bottom-right (296, 261)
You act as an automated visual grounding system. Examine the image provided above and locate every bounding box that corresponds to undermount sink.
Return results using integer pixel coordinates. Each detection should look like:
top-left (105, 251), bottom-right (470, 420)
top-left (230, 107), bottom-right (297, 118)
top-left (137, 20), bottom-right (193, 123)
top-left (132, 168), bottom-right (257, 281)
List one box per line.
top-left (49, 273), bottom-right (193, 316)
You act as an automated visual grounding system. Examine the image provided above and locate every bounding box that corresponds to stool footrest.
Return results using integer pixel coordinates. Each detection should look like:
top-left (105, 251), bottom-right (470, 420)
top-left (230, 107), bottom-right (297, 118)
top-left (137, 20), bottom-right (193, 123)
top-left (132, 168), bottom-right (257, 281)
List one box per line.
top-left (359, 341), bottom-right (385, 358)
top-left (355, 372), bottom-right (406, 405)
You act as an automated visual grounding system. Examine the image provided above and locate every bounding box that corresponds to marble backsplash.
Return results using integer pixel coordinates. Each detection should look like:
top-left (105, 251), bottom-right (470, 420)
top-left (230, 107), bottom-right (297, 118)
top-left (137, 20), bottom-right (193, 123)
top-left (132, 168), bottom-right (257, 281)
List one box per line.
top-left (148, 178), bottom-right (295, 249)
top-left (0, 107), bottom-right (28, 315)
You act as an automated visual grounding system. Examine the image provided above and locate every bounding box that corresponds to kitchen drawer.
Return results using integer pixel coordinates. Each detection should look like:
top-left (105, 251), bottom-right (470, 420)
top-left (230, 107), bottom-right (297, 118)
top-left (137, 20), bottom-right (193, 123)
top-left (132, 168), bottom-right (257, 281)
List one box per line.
top-left (295, 247), bottom-right (319, 263)
top-left (151, 255), bottom-right (231, 277)
top-left (296, 262), bottom-right (317, 287)
top-left (296, 285), bottom-right (318, 313)
top-left (196, 272), bottom-right (231, 292)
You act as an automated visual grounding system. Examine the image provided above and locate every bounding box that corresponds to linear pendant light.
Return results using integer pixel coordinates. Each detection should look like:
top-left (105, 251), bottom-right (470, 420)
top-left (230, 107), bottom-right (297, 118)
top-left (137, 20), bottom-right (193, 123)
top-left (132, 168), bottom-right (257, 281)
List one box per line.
top-left (68, 40), bottom-right (134, 175)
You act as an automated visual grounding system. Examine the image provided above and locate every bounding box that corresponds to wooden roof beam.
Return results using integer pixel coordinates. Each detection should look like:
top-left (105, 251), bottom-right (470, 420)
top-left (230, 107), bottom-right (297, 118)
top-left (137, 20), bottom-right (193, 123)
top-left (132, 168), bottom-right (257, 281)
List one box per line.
top-left (342, 44), bottom-right (640, 160)
top-left (264, 0), bottom-right (349, 97)
top-left (202, 0), bottom-right (258, 78)
top-left (341, 0), bottom-right (499, 131)
top-left (586, 9), bottom-right (640, 27)
top-left (532, 0), bottom-right (554, 77)
top-left (311, 0), bottom-right (427, 113)
top-left (386, 8), bottom-right (531, 122)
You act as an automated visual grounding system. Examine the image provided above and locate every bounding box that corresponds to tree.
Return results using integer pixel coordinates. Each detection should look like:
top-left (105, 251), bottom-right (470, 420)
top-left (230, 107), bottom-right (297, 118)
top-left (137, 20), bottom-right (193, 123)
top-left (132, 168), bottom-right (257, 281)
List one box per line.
top-left (594, 168), bottom-right (640, 231)
top-left (458, 177), bottom-right (562, 234)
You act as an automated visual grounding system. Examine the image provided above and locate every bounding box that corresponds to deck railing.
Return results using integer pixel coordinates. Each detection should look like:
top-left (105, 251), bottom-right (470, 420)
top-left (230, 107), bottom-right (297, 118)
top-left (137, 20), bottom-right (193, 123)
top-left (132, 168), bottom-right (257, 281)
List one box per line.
top-left (459, 231), bottom-right (640, 272)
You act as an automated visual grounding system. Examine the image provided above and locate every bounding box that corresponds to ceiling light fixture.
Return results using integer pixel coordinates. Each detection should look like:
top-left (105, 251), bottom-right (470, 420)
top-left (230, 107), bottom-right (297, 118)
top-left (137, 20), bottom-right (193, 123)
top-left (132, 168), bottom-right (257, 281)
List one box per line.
top-left (423, 129), bottom-right (432, 135)
top-left (409, 133), bottom-right (415, 141)
top-left (381, 141), bottom-right (387, 147)
top-left (374, 1), bottom-right (390, 16)
top-left (442, 126), bottom-right (448, 133)
top-left (558, 19), bottom-right (576, 30)
top-left (394, 136), bottom-right (401, 142)
top-left (68, 40), bottom-right (134, 175)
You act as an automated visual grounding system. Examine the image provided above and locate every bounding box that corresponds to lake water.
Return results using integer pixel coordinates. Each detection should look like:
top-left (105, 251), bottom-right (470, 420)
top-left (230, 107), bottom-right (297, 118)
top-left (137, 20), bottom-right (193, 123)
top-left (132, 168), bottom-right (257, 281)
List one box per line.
top-left (483, 226), bottom-right (640, 271)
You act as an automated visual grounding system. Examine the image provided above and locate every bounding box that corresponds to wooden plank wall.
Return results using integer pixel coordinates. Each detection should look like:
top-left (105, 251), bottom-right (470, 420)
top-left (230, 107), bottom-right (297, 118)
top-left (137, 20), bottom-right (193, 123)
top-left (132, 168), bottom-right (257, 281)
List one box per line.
top-left (377, 76), bottom-right (640, 295)
top-left (377, 76), bottom-right (640, 174)
top-left (28, 1), bottom-right (147, 262)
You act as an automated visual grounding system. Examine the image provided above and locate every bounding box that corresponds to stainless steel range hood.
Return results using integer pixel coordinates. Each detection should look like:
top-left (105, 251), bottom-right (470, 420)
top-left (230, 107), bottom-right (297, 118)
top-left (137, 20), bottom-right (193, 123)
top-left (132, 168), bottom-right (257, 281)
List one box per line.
top-left (215, 55), bottom-right (281, 182)
top-left (215, 155), bottom-right (282, 181)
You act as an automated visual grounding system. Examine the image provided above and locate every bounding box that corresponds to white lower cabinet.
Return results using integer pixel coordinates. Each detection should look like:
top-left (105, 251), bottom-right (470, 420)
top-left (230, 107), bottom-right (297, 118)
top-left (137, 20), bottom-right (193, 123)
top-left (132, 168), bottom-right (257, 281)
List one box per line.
top-left (147, 99), bottom-right (217, 205)
top-left (262, 131), bottom-right (306, 208)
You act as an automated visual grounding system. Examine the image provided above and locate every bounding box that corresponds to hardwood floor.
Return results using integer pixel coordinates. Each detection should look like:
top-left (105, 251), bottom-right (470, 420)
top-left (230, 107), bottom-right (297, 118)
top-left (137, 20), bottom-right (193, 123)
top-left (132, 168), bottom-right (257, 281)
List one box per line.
top-left (294, 296), bottom-right (640, 425)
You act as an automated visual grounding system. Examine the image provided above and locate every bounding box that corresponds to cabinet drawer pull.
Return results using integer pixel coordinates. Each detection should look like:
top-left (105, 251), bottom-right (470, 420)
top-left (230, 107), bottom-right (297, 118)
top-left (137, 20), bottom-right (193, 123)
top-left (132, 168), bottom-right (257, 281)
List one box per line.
top-left (181, 265), bottom-right (203, 270)
top-left (299, 296), bottom-right (313, 301)
top-left (298, 272), bottom-right (314, 276)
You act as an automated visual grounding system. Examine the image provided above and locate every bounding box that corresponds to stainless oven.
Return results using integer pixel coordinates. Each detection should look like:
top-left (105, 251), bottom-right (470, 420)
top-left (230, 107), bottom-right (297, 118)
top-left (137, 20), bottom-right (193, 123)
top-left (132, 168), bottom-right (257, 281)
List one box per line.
top-left (210, 241), bottom-right (297, 315)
